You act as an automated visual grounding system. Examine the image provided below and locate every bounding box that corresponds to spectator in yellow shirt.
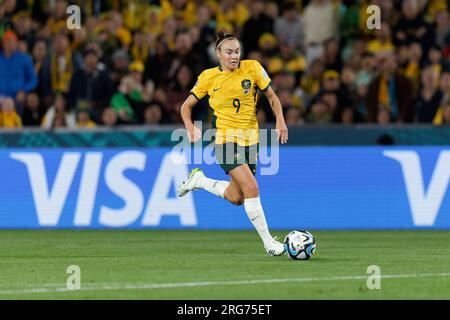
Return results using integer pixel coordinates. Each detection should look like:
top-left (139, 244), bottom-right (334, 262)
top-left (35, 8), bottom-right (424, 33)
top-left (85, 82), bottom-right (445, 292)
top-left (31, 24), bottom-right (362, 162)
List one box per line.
top-left (403, 42), bottom-right (423, 94)
top-left (301, 58), bottom-right (325, 99)
top-left (159, 0), bottom-right (198, 28)
top-left (267, 38), bottom-right (306, 78)
top-left (110, 12), bottom-right (132, 48)
top-left (76, 110), bottom-right (97, 128)
top-left (0, 97), bottom-right (22, 129)
top-left (427, 45), bottom-right (444, 89)
top-left (433, 100), bottom-right (450, 125)
top-left (216, 0), bottom-right (249, 30)
top-left (367, 22), bottom-right (395, 57)
top-left (425, 0), bottom-right (448, 23)
top-left (45, 0), bottom-right (68, 36)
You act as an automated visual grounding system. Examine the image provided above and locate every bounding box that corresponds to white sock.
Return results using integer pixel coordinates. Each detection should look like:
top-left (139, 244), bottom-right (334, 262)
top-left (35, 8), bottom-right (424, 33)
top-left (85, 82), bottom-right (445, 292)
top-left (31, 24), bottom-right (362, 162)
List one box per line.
top-left (244, 197), bottom-right (273, 247)
top-left (196, 176), bottom-right (229, 198)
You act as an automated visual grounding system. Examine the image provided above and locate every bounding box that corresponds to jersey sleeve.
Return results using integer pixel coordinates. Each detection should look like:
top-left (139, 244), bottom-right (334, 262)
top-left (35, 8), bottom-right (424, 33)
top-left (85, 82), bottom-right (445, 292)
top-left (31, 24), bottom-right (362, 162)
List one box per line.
top-left (190, 71), bottom-right (209, 100)
top-left (253, 60), bottom-right (271, 91)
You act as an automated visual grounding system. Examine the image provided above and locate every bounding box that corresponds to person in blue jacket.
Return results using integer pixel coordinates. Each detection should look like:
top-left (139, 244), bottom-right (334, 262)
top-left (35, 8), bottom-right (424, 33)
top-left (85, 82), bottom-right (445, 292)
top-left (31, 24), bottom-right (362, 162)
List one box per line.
top-left (0, 30), bottom-right (37, 115)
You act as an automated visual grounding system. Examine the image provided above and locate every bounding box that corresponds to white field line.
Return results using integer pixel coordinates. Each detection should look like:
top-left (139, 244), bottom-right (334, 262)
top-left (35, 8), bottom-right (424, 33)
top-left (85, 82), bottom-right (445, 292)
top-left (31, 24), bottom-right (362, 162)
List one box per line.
top-left (0, 272), bottom-right (449, 295)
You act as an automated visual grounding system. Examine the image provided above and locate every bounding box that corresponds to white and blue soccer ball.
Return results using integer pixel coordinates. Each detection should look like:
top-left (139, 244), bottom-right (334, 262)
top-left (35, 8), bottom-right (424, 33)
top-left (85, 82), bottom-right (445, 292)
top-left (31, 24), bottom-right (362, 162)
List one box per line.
top-left (284, 230), bottom-right (317, 260)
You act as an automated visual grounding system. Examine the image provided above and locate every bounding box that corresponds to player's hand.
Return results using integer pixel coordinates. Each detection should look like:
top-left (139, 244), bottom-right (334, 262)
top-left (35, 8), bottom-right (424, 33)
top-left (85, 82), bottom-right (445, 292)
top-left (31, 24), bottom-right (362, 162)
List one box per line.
top-left (187, 125), bottom-right (202, 143)
top-left (276, 120), bottom-right (288, 144)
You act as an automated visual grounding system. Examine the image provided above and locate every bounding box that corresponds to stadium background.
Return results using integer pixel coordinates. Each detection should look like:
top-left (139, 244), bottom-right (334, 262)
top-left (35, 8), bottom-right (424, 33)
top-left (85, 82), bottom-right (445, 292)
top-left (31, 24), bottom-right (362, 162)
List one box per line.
top-left (0, 0), bottom-right (449, 231)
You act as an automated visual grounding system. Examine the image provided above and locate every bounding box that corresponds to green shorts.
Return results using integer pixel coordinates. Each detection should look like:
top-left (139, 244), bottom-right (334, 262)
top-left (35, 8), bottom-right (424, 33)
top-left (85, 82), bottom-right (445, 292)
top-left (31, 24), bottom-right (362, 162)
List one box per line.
top-left (214, 143), bottom-right (259, 175)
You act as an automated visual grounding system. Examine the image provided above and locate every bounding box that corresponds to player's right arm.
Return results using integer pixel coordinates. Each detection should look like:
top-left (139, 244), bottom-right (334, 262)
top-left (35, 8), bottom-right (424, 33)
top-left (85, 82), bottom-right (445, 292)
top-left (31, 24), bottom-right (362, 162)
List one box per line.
top-left (181, 71), bottom-right (210, 142)
top-left (180, 94), bottom-right (202, 142)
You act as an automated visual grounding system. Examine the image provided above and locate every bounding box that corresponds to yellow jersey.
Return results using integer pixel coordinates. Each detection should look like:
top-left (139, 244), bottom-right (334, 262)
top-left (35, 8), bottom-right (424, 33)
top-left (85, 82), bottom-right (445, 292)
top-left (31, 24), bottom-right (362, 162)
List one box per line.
top-left (0, 111), bottom-right (22, 128)
top-left (190, 60), bottom-right (271, 146)
top-left (367, 40), bottom-right (395, 55)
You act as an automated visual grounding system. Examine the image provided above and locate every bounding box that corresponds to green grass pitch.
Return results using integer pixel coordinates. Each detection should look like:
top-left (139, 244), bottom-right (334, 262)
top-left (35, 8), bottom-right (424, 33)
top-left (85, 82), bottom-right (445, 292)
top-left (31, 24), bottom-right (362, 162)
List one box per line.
top-left (0, 230), bottom-right (449, 299)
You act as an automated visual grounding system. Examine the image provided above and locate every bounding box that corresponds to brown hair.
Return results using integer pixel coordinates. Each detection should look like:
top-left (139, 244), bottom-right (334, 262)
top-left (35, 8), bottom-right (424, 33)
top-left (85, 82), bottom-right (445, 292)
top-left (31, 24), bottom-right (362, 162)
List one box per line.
top-left (215, 31), bottom-right (237, 50)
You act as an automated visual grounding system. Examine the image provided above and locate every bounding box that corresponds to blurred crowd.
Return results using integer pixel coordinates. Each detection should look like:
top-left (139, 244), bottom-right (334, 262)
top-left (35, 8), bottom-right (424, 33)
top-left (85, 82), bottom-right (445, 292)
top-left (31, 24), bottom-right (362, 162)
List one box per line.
top-left (0, 0), bottom-right (449, 130)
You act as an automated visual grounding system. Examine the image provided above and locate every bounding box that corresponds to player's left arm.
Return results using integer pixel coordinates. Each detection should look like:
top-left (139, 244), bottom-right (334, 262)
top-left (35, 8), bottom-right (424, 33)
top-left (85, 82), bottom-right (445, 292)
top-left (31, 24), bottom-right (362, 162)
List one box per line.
top-left (264, 86), bottom-right (288, 144)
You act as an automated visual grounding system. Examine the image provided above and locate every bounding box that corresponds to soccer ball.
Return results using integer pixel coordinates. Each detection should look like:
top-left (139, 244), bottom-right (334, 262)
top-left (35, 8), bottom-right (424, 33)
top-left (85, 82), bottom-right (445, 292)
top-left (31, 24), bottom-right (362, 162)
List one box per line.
top-left (284, 230), bottom-right (316, 260)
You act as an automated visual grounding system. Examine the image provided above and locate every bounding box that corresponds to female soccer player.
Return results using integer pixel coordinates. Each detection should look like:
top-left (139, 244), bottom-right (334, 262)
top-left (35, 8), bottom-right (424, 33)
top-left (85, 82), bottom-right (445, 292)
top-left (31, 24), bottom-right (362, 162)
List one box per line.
top-left (177, 31), bottom-right (288, 256)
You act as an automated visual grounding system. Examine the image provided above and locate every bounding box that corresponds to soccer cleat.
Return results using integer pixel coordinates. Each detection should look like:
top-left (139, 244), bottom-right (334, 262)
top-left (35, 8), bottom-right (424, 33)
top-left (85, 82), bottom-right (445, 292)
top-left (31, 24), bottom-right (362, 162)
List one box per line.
top-left (265, 237), bottom-right (285, 256)
top-left (177, 168), bottom-right (205, 197)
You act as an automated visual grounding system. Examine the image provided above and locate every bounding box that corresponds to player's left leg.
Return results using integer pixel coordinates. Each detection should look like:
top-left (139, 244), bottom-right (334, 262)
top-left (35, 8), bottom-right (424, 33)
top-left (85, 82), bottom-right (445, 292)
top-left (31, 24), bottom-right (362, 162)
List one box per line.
top-left (223, 178), bottom-right (244, 205)
top-left (177, 168), bottom-right (229, 198)
top-left (177, 168), bottom-right (245, 206)
top-left (228, 164), bottom-right (284, 256)
top-left (177, 143), bottom-right (245, 202)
